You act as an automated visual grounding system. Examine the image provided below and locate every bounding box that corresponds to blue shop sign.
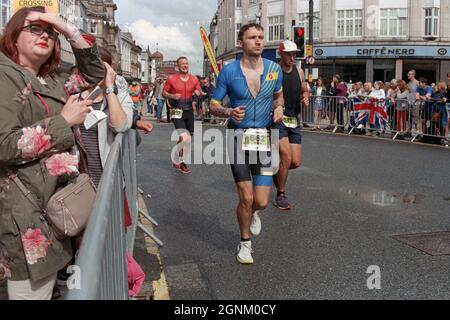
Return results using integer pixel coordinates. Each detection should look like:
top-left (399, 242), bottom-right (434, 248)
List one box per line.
top-left (314, 45), bottom-right (450, 59)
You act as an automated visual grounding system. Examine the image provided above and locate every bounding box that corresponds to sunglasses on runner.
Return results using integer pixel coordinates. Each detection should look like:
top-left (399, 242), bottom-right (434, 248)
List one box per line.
top-left (22, 24), bottom-right (59, 40)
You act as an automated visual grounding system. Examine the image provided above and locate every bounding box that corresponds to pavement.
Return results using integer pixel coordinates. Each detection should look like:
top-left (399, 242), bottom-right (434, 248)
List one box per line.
top-left (135, 121), bottom-right (450, 300)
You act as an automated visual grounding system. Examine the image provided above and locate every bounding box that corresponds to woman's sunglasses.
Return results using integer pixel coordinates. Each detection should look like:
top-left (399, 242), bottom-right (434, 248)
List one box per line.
top-left (22, 24), bottom-right (59, 40)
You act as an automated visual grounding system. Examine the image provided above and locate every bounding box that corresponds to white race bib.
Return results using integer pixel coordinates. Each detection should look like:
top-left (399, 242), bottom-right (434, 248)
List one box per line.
top-left (282, 116), bottom-right (298, 129)
top-left (170, 108), bottom-right (183, 119)
top-left (242, 129), bottom-right (271, 152)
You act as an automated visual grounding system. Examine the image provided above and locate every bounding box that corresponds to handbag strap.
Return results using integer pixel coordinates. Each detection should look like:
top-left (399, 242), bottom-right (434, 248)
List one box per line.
top-left (9, 174), bottom-right (43, 212)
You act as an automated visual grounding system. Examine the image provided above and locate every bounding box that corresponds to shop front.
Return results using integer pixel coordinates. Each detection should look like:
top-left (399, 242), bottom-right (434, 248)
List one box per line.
top-left (313, 44), bottom-right (450, 84)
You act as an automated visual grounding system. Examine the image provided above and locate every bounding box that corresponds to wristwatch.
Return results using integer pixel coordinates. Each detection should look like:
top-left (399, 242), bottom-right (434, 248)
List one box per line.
top-left (105, 87), bottom-right (115, 95)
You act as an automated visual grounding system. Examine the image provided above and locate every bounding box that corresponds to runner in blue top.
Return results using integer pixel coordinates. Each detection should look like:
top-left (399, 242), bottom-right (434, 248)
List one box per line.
top-left (212, 58), bottom-right (283, 130)
top-left (210, 23), bottom-right (284, 265)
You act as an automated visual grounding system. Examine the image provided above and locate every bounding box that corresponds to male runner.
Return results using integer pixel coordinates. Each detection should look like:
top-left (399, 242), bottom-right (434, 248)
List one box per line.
top-left (210, 24), bottom-right (284, 264)
top-left (163, 57), bottom-right (202, 174)
top-left (273, 40), bottom-right (310, 210)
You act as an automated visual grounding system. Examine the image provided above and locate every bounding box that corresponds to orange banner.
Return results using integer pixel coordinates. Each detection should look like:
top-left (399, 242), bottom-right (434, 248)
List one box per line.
top-left (200, 27), bottom-right (219, 77)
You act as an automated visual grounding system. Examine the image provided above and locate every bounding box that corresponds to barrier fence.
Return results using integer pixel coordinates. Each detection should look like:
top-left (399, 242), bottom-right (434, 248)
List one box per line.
top-left (302, 96), bottom-right (449, 146)
top-left (65, 130), bottom-right (162, 300)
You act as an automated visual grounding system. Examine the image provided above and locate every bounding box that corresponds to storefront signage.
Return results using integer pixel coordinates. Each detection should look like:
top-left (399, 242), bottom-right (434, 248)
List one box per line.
top-left (357, 48), bottom-right (415, 56)
top-left (314, 45), bottom-right (450, 59)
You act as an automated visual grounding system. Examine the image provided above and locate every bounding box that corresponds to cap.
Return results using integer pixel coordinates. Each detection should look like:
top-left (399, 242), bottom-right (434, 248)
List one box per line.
top-left (279, 40), bottom-right (299, 52)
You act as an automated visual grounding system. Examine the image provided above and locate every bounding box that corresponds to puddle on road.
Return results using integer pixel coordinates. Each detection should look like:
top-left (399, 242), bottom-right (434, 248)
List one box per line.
top-left (345, 190), bottom-right (425, 207)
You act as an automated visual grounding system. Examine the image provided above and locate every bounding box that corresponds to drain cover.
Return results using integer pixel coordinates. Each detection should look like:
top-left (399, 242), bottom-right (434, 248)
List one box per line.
top-left (393, 232), bottom-right (450, 256)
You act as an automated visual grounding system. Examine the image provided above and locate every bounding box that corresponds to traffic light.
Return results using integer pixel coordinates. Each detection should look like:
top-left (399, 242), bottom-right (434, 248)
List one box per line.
top-left (293, 26), bottom-right (305, 60)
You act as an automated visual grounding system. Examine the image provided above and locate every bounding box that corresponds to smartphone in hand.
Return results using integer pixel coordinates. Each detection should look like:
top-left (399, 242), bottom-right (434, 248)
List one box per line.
top-left (79, 86), bottom-right (103, 102)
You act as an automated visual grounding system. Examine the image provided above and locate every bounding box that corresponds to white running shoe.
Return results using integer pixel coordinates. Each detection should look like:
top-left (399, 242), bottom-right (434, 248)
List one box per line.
top-left (237, 241), bottom-right (254, 264)
top-left (250, 211), bottom-right (261, 237)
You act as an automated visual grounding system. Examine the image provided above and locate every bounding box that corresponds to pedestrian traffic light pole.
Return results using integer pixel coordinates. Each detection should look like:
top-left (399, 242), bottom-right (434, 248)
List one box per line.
top-left (308, 0), bottom-right (314, 84)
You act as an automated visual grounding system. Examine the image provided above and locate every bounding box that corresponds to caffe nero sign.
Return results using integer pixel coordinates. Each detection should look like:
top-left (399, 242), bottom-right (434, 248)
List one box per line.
top-left (314, 45), bottom-right (450, 59)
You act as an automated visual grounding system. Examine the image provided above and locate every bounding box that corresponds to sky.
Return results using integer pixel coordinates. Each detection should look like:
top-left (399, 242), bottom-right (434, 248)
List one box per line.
top-left (114, 0), bottom-right (217, 76)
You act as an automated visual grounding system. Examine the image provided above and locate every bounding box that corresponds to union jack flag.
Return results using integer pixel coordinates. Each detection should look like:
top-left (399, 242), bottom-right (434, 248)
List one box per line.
top-left (354, 98), bottom-right (388, 130)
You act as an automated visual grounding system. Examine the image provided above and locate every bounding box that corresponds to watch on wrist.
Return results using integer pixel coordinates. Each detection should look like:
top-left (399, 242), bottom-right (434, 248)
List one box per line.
top-left (105, 87), bottom-right (115, 95)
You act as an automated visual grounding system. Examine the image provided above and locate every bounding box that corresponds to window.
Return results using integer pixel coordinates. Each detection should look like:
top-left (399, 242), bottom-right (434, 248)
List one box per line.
top-left (236, 23), bottom-right (242, 45)
top-left (236, 0), bottom-right (242, 8)
top-left (380, 8), bottom-right (407, 36)
top-left (1, 0), bottom-right (11, 29)
top-left (425, 8), bottom-right (439, 37)
top-left (336, 9), bottom-right (362, 37)
top-left (268, 15), bottom-right (284, 42)
top-left (298, 12), bottom-right (320, 39)
top-left (90, 21), bottom-right (97, 34)
top-left (249, 0), bottom-right (258, 5)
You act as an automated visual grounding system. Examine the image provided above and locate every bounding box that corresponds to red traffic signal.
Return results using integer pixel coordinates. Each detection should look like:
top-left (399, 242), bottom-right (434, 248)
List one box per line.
top-left (293, 26), bottom-right (305, 60)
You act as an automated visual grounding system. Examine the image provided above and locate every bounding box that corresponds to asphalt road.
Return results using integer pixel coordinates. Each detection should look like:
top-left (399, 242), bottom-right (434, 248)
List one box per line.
top-left (137, 122), bottom-right (450, 300)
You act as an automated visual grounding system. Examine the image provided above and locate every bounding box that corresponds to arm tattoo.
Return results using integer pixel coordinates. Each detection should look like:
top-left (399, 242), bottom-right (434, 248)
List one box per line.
top-left (211, 103), bottom-right (231, 118)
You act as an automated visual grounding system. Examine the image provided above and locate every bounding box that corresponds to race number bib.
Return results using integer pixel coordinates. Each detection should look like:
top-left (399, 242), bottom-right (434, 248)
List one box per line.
top-left (282, 116), bottom-right (298, 129)
top-left (170, 108), bottom-right (183, 119)
top-left (242, 129), bottom-right (271, 152)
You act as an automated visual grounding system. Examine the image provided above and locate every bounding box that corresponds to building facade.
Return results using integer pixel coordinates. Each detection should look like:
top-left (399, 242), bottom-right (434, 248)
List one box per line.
top-left (119, 31), bottom-right (141, 81)
top-left (81, 0), bottom-right (120, 67)
top-left (213, 0), bottom-right (450, 83)
top-left (140, 47), bottom-right (152, 84)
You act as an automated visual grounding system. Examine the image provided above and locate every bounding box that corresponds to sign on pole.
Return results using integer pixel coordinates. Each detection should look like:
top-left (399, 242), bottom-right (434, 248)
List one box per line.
top-left (306, 44), bottom-right (313, 58)
top-left (200, 27), bottom-right (219, 77)
top-left (13, 0), bottom-right (59, 14)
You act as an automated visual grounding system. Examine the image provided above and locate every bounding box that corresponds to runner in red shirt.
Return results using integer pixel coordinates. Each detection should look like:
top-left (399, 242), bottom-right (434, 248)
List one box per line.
top-left (163, 57), bottom-right (202, 174)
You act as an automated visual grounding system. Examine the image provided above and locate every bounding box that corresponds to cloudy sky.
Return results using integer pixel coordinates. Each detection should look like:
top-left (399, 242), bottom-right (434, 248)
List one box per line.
top-left (114, 0), bottom-right (217, 75)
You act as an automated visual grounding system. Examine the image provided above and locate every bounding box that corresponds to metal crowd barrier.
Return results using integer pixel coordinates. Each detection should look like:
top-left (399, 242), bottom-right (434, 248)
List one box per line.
top-left (327, 96), bottom-right (450, 146)
top-left (410, 99), bottom-right (449, 143)
top-left (65, 130), bottom-right (162, 300)
top-left (302, 95), bottom-right (352, 132)
top-left (66, 132), bottom-right (129, 300)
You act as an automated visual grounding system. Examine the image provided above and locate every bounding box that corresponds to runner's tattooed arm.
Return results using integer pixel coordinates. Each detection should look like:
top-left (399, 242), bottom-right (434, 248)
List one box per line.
top-left (210, 100), bottom-right (232, 118)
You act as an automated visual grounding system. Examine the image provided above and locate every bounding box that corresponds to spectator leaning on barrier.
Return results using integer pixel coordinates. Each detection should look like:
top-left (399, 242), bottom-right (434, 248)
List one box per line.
top-left (312, 77), bottom-right (326, 130)
top-left (0, 6), bottom-right (104, 300)
top-left (416, 78), bottom-right (433, 137)
top-left (395, 80), bottom-right (410, 138)
top-left (433, 81), bottom-right (449, 145)
top-left (327, 74), bottom-right (347, 132)
top-left (407, 70), bottom-right (419, 95)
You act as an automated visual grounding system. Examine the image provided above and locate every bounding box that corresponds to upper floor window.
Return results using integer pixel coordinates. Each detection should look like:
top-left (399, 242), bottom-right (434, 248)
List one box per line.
top-left (298, 12), bottom-right (320, 39)
top-left (425, 7), bottom-right (439, 37)
top-left (236, 0), bottom-right (242, 8)
top-left (380, 8), bottom-right (407, 36)
top-left (268, 15), bottom-right (284, 42)
top-left (337, 9), bottom-right (362, 38)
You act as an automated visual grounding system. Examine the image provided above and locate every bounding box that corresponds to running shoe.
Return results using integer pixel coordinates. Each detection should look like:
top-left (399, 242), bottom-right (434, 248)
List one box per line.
top-left (275, 193), bottom-right (292, 211)
top-left (250, 211), bottom-right (261, 237)
top-left (179, 162), bottom-right (191, 174)
top-left (236, 241), bottom-right (254, 265)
